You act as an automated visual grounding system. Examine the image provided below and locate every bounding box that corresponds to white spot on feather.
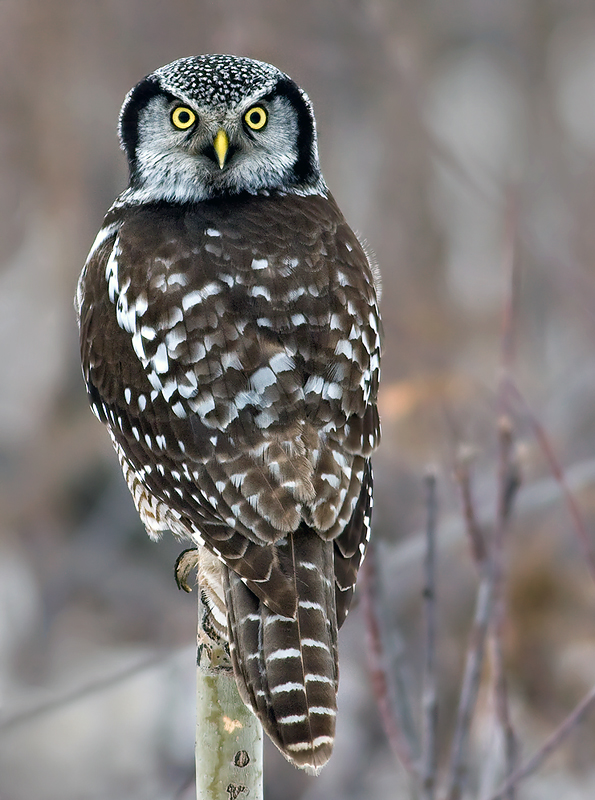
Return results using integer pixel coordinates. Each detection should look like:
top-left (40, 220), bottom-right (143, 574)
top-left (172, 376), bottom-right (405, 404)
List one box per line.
top-left (182, 282), bottom-right (220, 311)
top-left (152, 343), bottom-right (169, 374)
top-left (250, 366), bottom-right (276, 392)
top-left (278, 714), bottom-right (308, 725)
top-left (141, 325), bottom-right (156, 341)
top-left (171, 401), bottom-right (187, 418)
top-left (270, 682), bottom-right (306, 695)
top-left (249, 285), bottom-right (271, 300)
top-left (304, 375), bottom-right (325, 395)
top-left (335, 340), bottom-right (354, 359)
top-left (167, 272), bottom-right (187, 287)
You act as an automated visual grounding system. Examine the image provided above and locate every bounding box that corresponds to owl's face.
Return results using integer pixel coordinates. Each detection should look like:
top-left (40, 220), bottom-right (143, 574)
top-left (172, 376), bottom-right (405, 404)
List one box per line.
top-left (119, 55), bottom-right (325, 204)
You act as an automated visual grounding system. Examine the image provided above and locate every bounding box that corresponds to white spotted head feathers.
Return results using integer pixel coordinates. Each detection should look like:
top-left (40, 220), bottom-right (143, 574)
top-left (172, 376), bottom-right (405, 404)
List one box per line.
top-left (118, 54), bottom-right (325, 204)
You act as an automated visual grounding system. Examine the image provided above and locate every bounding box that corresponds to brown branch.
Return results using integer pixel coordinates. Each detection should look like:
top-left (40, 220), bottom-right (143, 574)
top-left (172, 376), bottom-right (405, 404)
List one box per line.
top-left (421, 470), bottom-right (439, 800)
top-left (383, 458), bottom-right (595, 582)
top-left (498, 194), bottom-right (519, 383)
top-left (488, 417), bottom-right (521, 798)
top-left (508, 381), bottom-right (595, 584)
top-left (0, 648), bottom-right (182, 735)
top-left (488, 684), bottom-right (595, 800)
top-left (482, 260), bottom-right (522, 800)
top-left (445, 464), bottom-right (494, 800)
top-left (361, 538), bottom-right (420, 781)
top-left (174, 766), bottom-right (196, 799)
top-left (443, 569), bottom-right (493, 800)
top-left (454, 449), bottom-right (487, 566)
top-left (485, 191), bottom-right (522, 798)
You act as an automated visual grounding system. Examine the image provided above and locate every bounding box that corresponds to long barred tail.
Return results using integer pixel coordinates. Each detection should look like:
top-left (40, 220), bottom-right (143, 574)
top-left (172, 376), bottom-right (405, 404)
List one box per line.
top-left (224, 529), bottom-right (339, 772)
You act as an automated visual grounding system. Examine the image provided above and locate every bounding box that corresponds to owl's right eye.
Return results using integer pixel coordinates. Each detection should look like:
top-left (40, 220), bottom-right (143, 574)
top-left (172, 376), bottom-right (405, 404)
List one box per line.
top-left (171, 106), bottom-right (197, 130)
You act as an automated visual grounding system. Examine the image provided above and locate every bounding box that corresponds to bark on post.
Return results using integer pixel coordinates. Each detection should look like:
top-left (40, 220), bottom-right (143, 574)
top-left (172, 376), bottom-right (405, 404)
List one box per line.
top-left (195, 595), bottom-right (263, 800)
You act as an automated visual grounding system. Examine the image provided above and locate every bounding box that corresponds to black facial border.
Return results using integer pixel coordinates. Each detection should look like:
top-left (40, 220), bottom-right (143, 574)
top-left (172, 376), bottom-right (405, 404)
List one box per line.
top-left (263, 77), bottom-right (318, 186)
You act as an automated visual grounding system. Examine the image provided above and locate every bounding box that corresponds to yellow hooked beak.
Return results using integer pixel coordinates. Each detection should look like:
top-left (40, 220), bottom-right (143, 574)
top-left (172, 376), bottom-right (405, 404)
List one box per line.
top-left (213, 128), bottom-right (229, 169)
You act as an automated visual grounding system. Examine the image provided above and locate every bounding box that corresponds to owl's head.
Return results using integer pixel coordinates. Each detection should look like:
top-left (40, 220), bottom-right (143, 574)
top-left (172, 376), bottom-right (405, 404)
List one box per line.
top-left (118, 55), bottom-right (326, 204)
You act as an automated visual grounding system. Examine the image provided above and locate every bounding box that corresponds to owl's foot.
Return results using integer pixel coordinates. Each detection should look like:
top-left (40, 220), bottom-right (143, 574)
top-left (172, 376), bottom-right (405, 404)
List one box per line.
top-left (198, 589), bottom-right (232, 673)
top-left (175, 547), bottom-right (199, 592)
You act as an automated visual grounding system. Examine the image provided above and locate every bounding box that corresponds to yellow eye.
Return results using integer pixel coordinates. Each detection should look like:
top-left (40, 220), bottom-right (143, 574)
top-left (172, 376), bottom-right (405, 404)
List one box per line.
top-left (171, 106), bottom-right (197, 130)
top-left (244, 106), bottom-right (268, 131)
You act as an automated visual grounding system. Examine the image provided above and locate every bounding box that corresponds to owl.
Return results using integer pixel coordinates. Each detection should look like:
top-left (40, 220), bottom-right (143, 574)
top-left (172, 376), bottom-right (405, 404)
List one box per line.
top-left (76, 55), bottom-right (382, 772)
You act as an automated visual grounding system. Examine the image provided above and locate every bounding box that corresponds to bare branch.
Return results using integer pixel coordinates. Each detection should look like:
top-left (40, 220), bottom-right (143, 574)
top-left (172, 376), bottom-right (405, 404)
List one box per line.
top-left (421, 469), bottom-right (439, 800)
top-left (454, 450), bottom-right (487, 567)
top-left (488, 417), bottom-right (521, 798)
top-left (488, 684), bottom-right (595, 800)
top-left (174, 767), bottom-right (196, 799)
top-left (383, 458), bottom-right (595, 581)
top-left (445, 464), bottom-right (494, 800)
top-left (508, 381), bottom-right (595, 584)
top-left (361, 539), bottom-right (420, 781)
top-left (479, 190), bottom-right (522, 799)
top-left (498, 195), bottom-right (518, 384)
top-left (444, 567), bottom-right (493, 800)
top-left (0, 649), bottom-right (182, 735)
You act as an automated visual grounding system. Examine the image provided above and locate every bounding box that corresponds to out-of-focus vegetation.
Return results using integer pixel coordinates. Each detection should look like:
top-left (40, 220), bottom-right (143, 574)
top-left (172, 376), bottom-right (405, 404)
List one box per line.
top-left (3, 1), bottom-right (595, 798)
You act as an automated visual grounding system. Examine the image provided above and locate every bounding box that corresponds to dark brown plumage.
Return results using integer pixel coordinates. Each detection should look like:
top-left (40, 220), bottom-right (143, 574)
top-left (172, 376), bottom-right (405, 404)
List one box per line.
top-left (76, 55), bottom-right (381, 771)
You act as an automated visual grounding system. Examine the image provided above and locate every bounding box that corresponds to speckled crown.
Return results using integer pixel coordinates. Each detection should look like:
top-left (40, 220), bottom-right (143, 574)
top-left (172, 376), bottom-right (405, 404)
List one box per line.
top-left (153, 54), bottom-right (286, 107)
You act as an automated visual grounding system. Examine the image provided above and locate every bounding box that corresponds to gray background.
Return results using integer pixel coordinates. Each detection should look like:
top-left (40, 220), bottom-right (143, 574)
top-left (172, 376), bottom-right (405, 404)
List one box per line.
top-left (3, 1), bottom-right (595, 798)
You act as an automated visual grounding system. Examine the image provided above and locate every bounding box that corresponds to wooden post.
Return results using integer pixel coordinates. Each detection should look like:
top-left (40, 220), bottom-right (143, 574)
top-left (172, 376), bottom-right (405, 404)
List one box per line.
top-left (195, 595), bottom-right (263, 800)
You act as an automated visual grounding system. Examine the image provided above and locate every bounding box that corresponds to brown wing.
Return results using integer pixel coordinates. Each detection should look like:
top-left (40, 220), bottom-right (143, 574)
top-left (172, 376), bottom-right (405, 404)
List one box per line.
top-left (78, 192), bottom-right (381, 619)
top-left (78, 190), bottom-right (381, 770)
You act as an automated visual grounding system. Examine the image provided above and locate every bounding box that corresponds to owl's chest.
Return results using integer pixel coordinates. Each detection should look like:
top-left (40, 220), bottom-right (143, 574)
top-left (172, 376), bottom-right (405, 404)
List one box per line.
top-left (110, 200), bottom-right (340, 351)
top-left (84, 201), bottom-right (337, 411)
top-left (81, 196), bottom-right (376, 453)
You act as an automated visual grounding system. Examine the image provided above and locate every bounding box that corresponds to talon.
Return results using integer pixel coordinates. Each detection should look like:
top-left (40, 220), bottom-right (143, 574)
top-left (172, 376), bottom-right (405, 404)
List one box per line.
top-left (175, 547), bottom-right (199, 592)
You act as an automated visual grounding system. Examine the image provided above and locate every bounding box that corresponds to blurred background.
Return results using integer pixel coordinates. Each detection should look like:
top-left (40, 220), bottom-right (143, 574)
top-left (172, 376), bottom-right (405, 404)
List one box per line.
top-left (3, 1), bottom-right (595, 798)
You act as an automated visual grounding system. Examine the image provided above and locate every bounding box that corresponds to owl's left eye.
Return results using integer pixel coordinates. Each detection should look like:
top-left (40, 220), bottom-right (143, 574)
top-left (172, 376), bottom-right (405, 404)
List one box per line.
top-left (244, 106), bottom-right (268, 131)
top-left (171, 106), bottom-right (197, 130)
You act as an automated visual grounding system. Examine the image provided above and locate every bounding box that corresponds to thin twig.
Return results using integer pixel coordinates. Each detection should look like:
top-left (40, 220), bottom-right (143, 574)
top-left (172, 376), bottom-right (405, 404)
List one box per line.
top-left (508, 380), bottom-right (595, 584)
top-left (488, 684), bottom-right (595, 800)
top-left (444, 567), bottom-right (493, 800)
top-left (361, 1), bottom-right (501, 210)
top-left (498, 194), bottom-right (518, 384)
top-left (174, 766), bottom-right (196, 799)
top-left (488, 418), bottom-right (521, 798)
top-left (0, 648), bottom-right (183, 734)
top-left (486, 193), bottom-right (521, 798)
top-left (361, 539), bottom-right (420, 781)
top-left (384, 457), bottom-right (595, 581)
top-left (445, 464), bottom-right (494, 800)
top-left (421, 470), bottom-right (439, 800)
top-left (454, 451), bottom-right (487, 567)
